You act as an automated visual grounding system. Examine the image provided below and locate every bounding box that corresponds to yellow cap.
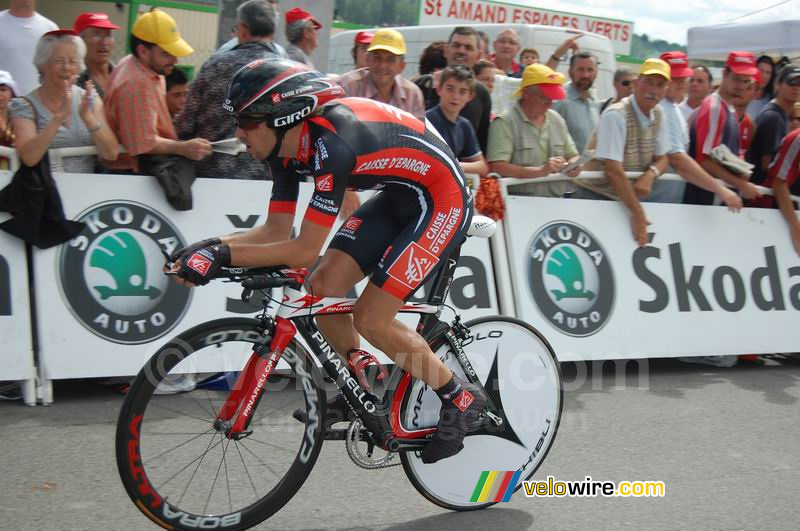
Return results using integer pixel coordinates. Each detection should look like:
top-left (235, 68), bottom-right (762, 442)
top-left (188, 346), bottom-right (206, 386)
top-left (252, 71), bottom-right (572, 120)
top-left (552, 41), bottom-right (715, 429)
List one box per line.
top-left (132, 9), bottom-right (193, 58)
top-left (367, 28), bottom-right (406, 56)
top-left (639, 58), bottom-right (671, 81)
top-left (513, 63), bottom-right (566, 99)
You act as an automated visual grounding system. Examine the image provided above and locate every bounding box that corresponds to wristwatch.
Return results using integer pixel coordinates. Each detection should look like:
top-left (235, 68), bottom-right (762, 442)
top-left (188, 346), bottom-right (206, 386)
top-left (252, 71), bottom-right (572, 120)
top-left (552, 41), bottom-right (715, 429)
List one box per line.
top-left (647, 165), bottom-right (661, 178)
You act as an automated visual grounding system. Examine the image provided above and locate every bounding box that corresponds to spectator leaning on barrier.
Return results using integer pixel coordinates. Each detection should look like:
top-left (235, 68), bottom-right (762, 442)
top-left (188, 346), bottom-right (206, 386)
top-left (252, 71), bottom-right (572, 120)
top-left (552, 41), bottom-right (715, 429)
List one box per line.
top-left (746, 65), bottom-right (800, 185)
top-left (0, 0), bottom-right (57, 97)
top-left (600, 66), bottom-right (635, 114)
top-left (284, 7), bottom-right (320, 68)
top-left (576, 59), bottom-right (671, 247)
top-left (679, 65), bottom-right (712, 122)
top-left (425, 65), bottom-right (487, 177)
top-left (415, 26), bottom-right (492, 154)
top-left (74, 12), bottom-right (120, 100)
top-left (553, 50), bottom-right (600, 154)
top-left (656, 51), bottom-right (742, 209)
top-left (8, 30), bottom-right (118, 173)
top-left (683, 51), bottom-right (763, 206)
top-left (490, 29), bottom-right (522, 78)
top-left (105, 9), bottom-right (211, 176)
top-left (352, 31), bottom-right (373, 69)
top-left (747, 55), bottom-right (776, 119)
top-left (487, 63), bottom-right (581, 198)
top-left (0, 70), bottom-right (18, 170)
top-left (337, 28), bottom-right (425, 120)
top-left (766, 128), bottom-right (800, 253)
top-left (177, 0), bottom-right (283, 180)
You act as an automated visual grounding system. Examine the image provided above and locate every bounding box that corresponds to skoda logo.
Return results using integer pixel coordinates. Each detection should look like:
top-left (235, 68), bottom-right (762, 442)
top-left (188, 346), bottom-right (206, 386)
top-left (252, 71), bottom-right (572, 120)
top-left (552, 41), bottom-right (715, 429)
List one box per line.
top-left (59, 201), bottom-right (191, 344)
top-left (528, 221), bottom-right (614, 337)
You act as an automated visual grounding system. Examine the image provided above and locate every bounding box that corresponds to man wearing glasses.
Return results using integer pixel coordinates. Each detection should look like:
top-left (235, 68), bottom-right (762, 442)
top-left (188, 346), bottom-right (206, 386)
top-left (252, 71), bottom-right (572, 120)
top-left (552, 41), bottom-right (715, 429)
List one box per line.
top-left (74, 12), bottom-right (120, 99)
top-left (683, 51), bottom-right (762, 205)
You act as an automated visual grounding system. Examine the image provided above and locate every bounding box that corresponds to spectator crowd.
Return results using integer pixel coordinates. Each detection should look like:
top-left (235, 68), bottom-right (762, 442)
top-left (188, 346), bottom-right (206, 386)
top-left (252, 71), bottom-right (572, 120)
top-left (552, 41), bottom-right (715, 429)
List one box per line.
top-left (2, 2), bottom-right (800, 277)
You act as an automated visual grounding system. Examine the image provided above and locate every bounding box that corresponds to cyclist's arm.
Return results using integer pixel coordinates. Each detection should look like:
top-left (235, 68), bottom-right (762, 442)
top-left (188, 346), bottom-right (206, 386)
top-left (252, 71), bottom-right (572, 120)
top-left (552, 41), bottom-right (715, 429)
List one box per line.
top-left (228, 218), bottom-right (329, 268)
top-left (221, 213), bottom-right (294, 245)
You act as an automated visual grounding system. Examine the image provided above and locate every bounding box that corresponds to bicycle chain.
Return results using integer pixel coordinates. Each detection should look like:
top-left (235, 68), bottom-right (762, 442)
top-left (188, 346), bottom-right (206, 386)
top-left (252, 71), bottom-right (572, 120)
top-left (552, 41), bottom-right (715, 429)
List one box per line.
top-left (344, 418), bottom-right (401, 469)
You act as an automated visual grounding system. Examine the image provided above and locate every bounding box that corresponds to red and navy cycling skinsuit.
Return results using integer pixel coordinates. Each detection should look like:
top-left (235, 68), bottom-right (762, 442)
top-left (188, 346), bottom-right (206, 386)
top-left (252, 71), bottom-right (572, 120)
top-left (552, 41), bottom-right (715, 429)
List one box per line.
top-left (267, 97), bottom-right (473, 301)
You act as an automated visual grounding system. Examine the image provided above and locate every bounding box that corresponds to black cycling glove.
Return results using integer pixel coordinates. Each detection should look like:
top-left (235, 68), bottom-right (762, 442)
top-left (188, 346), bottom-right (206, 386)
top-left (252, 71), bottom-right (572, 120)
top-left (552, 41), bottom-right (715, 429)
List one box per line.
top-left (167, 237), bottom-right (222, 266)
top-left (175, 243), bottom-right (231, 286)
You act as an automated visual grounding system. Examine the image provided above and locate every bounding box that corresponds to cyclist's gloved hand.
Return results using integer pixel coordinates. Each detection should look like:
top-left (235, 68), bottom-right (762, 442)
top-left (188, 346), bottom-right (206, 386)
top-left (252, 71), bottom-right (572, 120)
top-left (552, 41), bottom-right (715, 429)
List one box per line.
top-left (175, 243), bottom-right (231, 286)
top-left (167, 237), bottom-right (222, 267)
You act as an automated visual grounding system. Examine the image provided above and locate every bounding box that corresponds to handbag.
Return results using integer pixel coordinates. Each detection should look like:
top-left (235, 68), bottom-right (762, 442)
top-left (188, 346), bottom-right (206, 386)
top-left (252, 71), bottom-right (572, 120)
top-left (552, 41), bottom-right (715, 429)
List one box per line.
top-left (0, 96), bottom-right (85, 248)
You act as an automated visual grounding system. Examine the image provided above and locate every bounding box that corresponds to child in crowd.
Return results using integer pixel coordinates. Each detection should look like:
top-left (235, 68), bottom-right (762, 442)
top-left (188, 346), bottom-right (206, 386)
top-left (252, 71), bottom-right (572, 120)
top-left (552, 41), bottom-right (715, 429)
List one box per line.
top-left (425, 66), bottom-right (488, 177)
top-left (165, 67), bottom-right (190, 121)
top-left (520, 48), bottom-right (539, 67)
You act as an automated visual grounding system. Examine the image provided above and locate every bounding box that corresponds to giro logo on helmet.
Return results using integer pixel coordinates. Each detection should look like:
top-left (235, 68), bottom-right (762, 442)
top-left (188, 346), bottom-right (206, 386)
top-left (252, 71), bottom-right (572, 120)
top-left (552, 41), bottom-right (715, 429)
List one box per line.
top-left (275, 106), bottom-right (312, 127)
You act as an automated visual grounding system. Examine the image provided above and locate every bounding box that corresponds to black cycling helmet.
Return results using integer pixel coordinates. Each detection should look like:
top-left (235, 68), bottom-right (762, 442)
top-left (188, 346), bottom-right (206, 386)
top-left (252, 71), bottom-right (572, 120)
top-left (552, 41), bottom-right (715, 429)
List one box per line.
top-left (223, 58), bottom-right (344, 131)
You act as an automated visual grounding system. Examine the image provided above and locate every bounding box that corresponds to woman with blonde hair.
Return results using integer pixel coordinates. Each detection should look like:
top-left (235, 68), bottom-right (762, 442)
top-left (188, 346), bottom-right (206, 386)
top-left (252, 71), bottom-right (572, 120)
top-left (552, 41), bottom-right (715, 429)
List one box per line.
top-left (9, 30), bottom-right (117, 173)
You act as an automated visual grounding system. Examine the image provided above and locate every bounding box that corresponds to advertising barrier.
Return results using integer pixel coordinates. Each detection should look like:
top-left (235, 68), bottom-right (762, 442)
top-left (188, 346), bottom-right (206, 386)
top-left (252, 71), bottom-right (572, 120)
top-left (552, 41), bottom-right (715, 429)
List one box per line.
top-left (504, 195), bottom-right (800, 361)
top-left (32, 173), bottom-right (499, 382)
top-left (0, 171), bottom-right (36, 404)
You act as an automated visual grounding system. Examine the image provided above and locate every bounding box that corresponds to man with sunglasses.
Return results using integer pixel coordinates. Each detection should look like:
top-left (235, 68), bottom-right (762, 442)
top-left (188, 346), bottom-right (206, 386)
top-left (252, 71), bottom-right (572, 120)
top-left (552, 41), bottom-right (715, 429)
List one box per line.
top-left (746, 65), bottom-right (800, 186)
top-left (600, 66), bottom-right (635, 114)
top-left (683, 51), bottom-right (762, 205)
top-left (168, 58), bottom-right (485, 464)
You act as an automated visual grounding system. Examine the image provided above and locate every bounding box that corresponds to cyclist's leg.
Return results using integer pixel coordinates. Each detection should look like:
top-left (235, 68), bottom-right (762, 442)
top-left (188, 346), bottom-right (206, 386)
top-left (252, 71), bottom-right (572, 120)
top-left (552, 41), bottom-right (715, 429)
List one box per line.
top-left (307, 249), bottom-right (364, 355)
top-left (353, 284), bottom-right (451, 387)
top-left (355, 183), bottom-right (482, 462)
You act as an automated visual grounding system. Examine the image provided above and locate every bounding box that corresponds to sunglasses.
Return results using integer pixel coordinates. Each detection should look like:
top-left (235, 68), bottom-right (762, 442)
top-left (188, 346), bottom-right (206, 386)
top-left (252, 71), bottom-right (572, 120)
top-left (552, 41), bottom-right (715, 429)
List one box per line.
top-left (234, 114), bottom-right (270, 130)
top-left (790, 115), bottom-right (800, 121)
top-left (786, 78), bottom-right (800, 87)
top-left (620, 79), bottom-right (632, 86)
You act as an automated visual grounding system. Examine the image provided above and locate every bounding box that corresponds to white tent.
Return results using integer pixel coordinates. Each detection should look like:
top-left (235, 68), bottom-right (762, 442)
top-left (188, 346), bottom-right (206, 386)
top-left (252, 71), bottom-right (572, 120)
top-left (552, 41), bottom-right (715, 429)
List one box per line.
top-left (687, 0), bottom-right (800, 60)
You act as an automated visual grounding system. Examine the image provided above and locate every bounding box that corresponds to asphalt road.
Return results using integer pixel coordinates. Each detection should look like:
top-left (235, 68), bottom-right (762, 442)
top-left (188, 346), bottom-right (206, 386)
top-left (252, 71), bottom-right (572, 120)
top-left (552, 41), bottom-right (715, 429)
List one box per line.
top-left (2, 356), bottom-right (800, 530)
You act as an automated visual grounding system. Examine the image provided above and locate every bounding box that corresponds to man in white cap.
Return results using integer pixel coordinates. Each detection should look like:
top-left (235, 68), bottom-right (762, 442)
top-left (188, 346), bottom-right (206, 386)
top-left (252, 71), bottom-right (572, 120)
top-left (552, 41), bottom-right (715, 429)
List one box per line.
top-left (337, 28), bottom-right (425, 120)
top-left (105, 9), bottom-right (211, 172)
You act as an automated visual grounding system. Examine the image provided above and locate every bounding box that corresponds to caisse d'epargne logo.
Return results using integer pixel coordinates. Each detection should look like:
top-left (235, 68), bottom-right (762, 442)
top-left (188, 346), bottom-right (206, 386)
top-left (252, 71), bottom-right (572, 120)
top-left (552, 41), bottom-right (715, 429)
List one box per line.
top-left (59, 201), bottom-right (191, 344)
top-left (528, 221), bottom-right (614, 337)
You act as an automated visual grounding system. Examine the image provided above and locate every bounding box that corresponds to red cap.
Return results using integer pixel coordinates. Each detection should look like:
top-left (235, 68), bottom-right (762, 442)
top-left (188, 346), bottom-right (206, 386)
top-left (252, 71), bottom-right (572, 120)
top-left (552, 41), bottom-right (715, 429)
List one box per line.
top-left (660, 51), bottom-right (693, 79)
top-left (354, 31), bottom-right (374, 45)
top-left (285, 8), bottom-right (322, 30)
top-left (44, 29), bottom-right (79, 37)
top-left (725, 51), bottom-right (758, 76)
top-left (74, 13), bottom-right (121, 34)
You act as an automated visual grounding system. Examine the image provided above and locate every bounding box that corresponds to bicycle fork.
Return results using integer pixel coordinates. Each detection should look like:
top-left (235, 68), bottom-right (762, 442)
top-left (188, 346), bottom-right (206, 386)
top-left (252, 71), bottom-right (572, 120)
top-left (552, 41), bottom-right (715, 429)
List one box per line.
top-left (213, 318), bottom-right (298, 439)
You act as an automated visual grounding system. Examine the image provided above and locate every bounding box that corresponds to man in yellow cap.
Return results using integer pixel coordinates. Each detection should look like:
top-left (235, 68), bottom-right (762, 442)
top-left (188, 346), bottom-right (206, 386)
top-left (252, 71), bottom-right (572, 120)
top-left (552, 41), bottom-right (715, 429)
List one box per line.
top-left (487, 63), bottom-right (582, 198)
top-left (575, 58), bottom-right (672, 246)
top-left (337, 28), bottom-right (425, 120)
top-left (105, 8), bottom-right (210, 177)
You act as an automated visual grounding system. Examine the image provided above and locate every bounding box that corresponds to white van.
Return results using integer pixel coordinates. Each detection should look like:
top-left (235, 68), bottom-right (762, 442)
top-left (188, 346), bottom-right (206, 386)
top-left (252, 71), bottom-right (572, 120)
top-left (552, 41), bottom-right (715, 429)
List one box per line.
top-left (327, 23), bottom-right (617, 101)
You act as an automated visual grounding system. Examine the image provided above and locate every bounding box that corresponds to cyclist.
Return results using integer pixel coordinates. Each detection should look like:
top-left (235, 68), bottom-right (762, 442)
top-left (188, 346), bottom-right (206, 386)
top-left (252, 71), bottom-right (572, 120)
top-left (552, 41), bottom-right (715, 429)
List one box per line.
top-left (166, 58), bottom-right (484, 463)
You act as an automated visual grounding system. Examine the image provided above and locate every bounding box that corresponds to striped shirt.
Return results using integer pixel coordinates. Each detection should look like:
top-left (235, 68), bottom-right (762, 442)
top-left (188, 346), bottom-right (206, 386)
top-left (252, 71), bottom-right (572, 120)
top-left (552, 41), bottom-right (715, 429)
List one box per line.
top-left (688, 92), bottom-right (739, 164)
top-left (104, 55), bottom-right (176, 156)
top-left (766, 128), bottom-right (800, 188)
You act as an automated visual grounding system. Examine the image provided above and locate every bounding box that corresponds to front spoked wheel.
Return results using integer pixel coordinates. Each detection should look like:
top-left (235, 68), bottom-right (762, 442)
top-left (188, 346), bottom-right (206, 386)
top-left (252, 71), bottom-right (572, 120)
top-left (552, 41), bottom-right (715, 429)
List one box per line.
top-left (116, 318), bottom-right (326, 530)
top-left (400, 316), bottom-right (562, 510)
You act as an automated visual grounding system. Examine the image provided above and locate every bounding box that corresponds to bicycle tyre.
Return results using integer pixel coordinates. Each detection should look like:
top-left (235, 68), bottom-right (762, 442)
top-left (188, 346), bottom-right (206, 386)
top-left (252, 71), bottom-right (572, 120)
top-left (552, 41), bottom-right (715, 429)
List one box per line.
top-left (399, 316), bottom-right (563, 510)
top-left (116, 317), bottom-right (326, 530)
